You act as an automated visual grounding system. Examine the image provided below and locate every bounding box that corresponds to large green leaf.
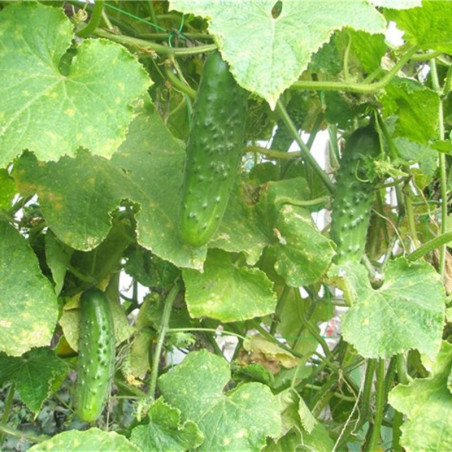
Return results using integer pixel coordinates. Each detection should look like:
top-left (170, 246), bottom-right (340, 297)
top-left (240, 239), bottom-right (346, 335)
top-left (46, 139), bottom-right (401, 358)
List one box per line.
top-left (130, 398), bottom-right (204, 452)
top-left (169, 0), bottom-right (385, 108)
top-left (389, 341), bottom-right (452, 451)
top-left (29, 428), bottom-right (140, 452)
top-left (384, 0), bottom-right (452, 54)
top-left (0, 348), bottom-right (68, 413)
top-left (256, 178), bottom-right (334, 286)
top-left (0, 169), bottom-right (16, 209)
top-left (330, 258), bottom-right (445, 359)
top-left (0, 3), bottom-right (150, 167)
top-left (209, 184), bottom-right (268, 265)
top-left (0, 221), bottom-right (58, 356)
top-left (182, 249), bottom-right (277, 322)
top-left (159, 350), bottom-right (281, 452)
top-left (14, 101), bottom-right (206, 270)
top-left (273, 204), bottom-right (334, 286)
top-left (380, 78), bottom-right (440, 144)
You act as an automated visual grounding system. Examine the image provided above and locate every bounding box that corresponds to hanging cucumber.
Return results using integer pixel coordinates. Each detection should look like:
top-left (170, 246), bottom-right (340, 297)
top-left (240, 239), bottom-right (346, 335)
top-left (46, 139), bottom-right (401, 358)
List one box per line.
top-left (74, 288), bottom-right (115, 422)
top-left (178, 51), bottom-right (248, 247)
top-left (330, 126), bottom-right (381, 263)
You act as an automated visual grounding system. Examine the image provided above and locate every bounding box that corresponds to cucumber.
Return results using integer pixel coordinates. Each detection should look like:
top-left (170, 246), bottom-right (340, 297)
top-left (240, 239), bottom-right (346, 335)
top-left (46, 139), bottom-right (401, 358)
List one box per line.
top-left (178, 51), bottom-right (248, 246)
top-left (74, 288), bottom-right (115, 422)
top-left (330, 126), bottom-right (381, 263)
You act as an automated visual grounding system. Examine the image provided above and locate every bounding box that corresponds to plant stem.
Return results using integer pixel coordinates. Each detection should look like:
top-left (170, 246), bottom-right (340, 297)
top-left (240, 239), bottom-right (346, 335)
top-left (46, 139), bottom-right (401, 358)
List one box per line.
top-left (251, 321), bottom-right (304, 359)
top-left (367, 359), bottom-right (386, 451)
top-left (245, 145), bottom-right (301, 160)
top-left (0, 423), bottom-right (49, 444)
top-left (168, 327), bottom-right (246, 341)
top-left (164, 63), bottom-right (196, 99)
top-left (407, 231), bottom-right (452, 261)
top-left (292, 46), bottom-right (418, 93)
top-left (77, 0), bottom-right (104, 37)
top-left (94, 29), bottom-right (217, 56)
top-left (148, 280), bottom-right (181, 401)
top-left (0, 384), bottom-right (15, 445)
top-left (392, 409), bottom-right (404, 452)
top-left (276, 101), bottom-right (335, 193)
top-left (335, 359), bottom-right (375, 449)
top-left (430, 58), bottom-right (447, 278)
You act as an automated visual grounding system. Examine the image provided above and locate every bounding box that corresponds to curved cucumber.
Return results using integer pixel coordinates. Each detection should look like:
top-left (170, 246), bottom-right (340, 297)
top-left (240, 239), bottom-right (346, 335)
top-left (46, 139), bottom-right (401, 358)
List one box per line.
top-left (75, 288), bottom-right (115, 422)
top-left (330, 126), bottom-right (380, 263)
top-left (178, 51), bottom-right (248, 246)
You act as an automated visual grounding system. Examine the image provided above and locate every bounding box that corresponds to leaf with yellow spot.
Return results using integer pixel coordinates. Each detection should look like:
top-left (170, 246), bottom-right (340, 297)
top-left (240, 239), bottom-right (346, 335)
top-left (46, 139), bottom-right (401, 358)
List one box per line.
top-left (159, 350), bottom-right (281, 452)
top-left (0, 2), bottom-right (150, 167)
top-left (29, 428), bottom-right (140, 451)
top-left (329, 258), bottom-right (445, 359)
top-left (0, 221), bottom-right (58, 356)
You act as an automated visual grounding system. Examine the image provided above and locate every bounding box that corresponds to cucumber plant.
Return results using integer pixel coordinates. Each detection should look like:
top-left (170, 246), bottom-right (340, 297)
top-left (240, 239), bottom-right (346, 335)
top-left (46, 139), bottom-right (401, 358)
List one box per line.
top-left (178, 51), bottom-right (248, 247)
top-left (74, 288), bottom-right (115, 423)
top-left (330, 126), bottom-right (381, 263)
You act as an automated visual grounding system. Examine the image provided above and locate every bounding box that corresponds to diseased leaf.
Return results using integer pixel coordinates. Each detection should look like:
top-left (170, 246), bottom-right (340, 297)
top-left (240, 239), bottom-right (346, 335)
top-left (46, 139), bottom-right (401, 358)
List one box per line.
top-left (169, 0), bottom-right (385, 108)
top-left (29, 428), bottom-right (140, 452)
top-left (0, 348), bottom-right (68, 413)
top-left (159, 350), bottom-right (281, 452)
top-left (0, 221), bottom-right (58, 356)
top-left (389, 341), bottom-right (452, 451)
top-left (13, 100), bottom-right (206, 270)
top-left (273, 204), bottom-right (334, 287)
top-left (243, 335), bottom-right (299, 370)
top-left (210, 184), bottom-right (268, 265)
top-left (182, 249), bottom-right (277, 322)
top-left (130, 398), bottom-right (204, 452)
top-left (0, 3), bottom-right (150, 167)
top-left (329, 258), bottom-right (445, 359)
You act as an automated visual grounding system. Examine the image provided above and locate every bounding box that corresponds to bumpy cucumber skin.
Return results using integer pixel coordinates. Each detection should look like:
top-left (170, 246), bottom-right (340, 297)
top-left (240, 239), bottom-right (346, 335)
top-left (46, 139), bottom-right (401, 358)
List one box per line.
top-left (178, 51), bottom-right (248, 247)
top-left (330, 126), bottom-right (380, 263)
top-left (75, 288), bottom-right (115, 423)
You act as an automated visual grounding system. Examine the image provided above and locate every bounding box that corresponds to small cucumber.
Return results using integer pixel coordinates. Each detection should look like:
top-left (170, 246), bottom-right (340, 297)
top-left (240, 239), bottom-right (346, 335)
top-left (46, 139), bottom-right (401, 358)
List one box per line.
top-left (330, 126), bottom-right (381, 263)
top-left (74, 288), bottom-right (115, 422)
top-left (178, 51), bottom-right (248, 246)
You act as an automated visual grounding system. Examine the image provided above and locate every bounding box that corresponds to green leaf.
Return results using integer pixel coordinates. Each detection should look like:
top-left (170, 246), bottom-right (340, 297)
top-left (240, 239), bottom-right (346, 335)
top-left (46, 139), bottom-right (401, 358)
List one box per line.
top-left (0, 169), bottom-right (16, 210)
top-left (277, 389), bottom-right (316, 436)
top-left (182, 249), bottom-right (277, 322)
top-left (210, 185), bottom-right (268, 266)
top-left (45, 232), bottom-right (73, 295)
top-left (256, 178), bottom-right (334, 286)
top-left (273, 204), bottom-right (334, 287)
top-left (159, 350), bottom-right (282, 452)
top-left (0, 221), bottom-right (58, 356)
top-left (330, 258), bottom-right (445, 359)
top-left (29, 428), bottom-right (140, 452)
top-left (371, 0), bottom-right (421, 8)
top-left (130, 398), bottom-right (204, 452)
top-left (393, 137), bottom-right (437, 178)
top-left (0, 347), bottom-right (68, 413)
top-left (337, 29), bottom-right (387, 74)
top-left (380, 78), bottom-right (440, 144)
top-left (0, 3), bottom-right (150, 167)
top-left (384, 0), bottom-right (452, 54)
top-left (389, 341), bottom-right (452, 451)
top-left (124, 246), bottom-right (179, 290)
top-left (14, 100), bottom-right (206, 270)
top-left (169, 0), bottom-right (385, 108)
